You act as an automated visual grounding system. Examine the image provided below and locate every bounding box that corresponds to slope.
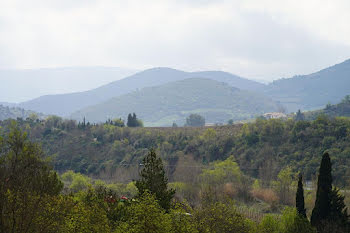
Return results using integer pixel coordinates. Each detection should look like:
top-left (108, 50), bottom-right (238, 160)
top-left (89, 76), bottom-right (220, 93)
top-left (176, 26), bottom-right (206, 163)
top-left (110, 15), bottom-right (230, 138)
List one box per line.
top-left (265, 59), bottom-right (350, 112)
top-left (19, 68), bottom-right (265, 116)
top-left (303, 95), bottom-right (350, 120)
top-left (71, 78), bottom-right (279, 126)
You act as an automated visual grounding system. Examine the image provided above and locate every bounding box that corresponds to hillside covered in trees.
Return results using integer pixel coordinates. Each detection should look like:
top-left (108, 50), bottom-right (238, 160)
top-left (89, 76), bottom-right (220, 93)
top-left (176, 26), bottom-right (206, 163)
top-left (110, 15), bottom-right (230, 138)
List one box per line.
top-left (264, 59), bottom-right (350, 112)
top-left (303, 95), bottom-right (350, 120)
top-left (2, 114), bottom-right (350, 187)
top-left (0, 104), bottom-right (43, 121)
top-left (70, 78), bottom-right (280, 125)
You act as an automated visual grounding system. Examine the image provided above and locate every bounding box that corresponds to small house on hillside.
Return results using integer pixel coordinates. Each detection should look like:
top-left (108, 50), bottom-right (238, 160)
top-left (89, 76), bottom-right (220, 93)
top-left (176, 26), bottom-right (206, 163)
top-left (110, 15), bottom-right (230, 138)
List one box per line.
top-left (263, 112), bottom-right (287, 119)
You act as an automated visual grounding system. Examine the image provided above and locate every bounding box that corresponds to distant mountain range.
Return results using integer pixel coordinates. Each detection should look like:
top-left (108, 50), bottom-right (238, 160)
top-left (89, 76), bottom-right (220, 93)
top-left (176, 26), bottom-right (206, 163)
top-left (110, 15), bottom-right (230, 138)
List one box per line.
top-left (0, 67), bottom-right (137, 103)
top-left (71, 78), bottom-right (279, 126)
top-left (1, 59), bottom-right (350, 125)
top-left (264, 59), bottom-right (350, 112)
top-left (18, 68), bottom-right (265, 116)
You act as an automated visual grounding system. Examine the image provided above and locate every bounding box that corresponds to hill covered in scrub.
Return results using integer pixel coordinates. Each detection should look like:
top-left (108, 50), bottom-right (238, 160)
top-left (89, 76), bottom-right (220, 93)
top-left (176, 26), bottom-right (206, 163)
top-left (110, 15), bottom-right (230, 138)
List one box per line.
top-left (71, 78), bottom-right (279, 126)
top-left (2, 115), bottom-right (350, 186)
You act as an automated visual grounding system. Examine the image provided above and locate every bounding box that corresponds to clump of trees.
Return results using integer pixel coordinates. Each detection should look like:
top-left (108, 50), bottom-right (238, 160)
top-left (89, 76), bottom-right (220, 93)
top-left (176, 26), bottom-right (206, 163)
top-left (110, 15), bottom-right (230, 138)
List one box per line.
top-left (185, 114), bottom-right (205, 127)
top-left (292, 153), bottom-right (350, 233)
top-left (105, 118), bottom-right (125, 127)
top-left (310, 153), bottom-right (350, 232)
top-left (127, 113), bottom-right (143, 127)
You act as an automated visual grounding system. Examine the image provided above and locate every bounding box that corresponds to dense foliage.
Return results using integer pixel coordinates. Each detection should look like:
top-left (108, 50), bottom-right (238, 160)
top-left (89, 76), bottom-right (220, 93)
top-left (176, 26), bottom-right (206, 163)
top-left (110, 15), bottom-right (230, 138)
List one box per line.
top-left (2, 115), bottom-right (350, 188)
top-left (0, 126), bottom-right (322, 233)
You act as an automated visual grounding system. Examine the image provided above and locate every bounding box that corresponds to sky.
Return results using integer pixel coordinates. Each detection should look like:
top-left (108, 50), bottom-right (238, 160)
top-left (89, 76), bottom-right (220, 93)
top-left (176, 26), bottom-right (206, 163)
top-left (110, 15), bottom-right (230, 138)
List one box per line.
top-left (1, 0), bottom-right (350, 87)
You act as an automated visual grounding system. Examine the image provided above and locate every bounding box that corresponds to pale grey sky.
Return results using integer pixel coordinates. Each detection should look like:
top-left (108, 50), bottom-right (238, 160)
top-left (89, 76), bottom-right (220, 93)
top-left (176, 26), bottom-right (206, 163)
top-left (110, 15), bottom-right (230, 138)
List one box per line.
top-left (1, 0), bottom-right (350, 82)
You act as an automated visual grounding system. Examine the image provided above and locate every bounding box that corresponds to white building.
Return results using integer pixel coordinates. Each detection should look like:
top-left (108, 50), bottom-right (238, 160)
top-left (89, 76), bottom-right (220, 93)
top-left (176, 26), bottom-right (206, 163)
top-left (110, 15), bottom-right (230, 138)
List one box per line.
top-left (263, 112), bottom-right (287, 119)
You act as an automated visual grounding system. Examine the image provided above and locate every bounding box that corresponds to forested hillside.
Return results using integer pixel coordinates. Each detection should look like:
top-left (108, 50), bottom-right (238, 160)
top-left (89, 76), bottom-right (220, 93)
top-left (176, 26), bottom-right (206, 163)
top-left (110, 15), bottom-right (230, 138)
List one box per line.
top-left (71, 78), bottom-right (278, 125)
top-left (264, 59), bottom-right (350, 112)
top-left (2, 115), bottom-right (350, 186)
top-left (303, 95), bottom-right (350, 120)
top-left (0, 104), bottom-right (42, 120)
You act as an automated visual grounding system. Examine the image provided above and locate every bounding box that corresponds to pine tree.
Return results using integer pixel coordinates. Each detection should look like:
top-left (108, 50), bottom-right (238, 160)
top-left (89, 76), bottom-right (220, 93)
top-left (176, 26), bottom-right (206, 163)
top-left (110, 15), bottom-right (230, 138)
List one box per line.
top-left (311, 153), bottom-right (332, 228)
top-left (296, 174), bottom-right (307, 218)
top-left (135, 149), bottom-right (175, 211)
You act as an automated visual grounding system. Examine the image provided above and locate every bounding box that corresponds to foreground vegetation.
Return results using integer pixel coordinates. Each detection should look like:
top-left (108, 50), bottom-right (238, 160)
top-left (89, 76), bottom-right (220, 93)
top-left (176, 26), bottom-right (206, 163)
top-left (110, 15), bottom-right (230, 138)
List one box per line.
top-left (1, 125), bottom-right (349, 232)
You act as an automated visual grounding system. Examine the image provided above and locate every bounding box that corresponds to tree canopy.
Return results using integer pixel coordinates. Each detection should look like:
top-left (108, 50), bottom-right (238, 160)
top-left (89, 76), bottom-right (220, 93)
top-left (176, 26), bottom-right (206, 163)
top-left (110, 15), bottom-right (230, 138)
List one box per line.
top-left (185, 114), bottom-right (205, 127)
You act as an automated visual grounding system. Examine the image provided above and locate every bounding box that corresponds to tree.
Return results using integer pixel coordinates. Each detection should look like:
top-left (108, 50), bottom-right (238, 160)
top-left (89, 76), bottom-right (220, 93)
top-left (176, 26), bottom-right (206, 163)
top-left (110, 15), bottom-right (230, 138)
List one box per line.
top-left (311, 153), bottom-right (332, 228)
top-left (227, 119), bottom-right (234, 125)
top-left (310, 152), bottom-right (349, 231)
top-left (116, 191), bottom-right (172, 233)
top-left (342, 95), bottom-right (350, 104)
top-left (127, 113), bottom-right (133, 127)
top-left (193, 201), bottom-right (254, 233)
top-left (296, 174), bottom-right (307, 218)
top-left (295, 109), bottom-right (305, 121)
top-left (127, 113), bottom-right (143, 127)
top-left (0, 123), bottom-right (64, 232)
top-left (185, 114), bottom-right (205, 127)
top-left (273, 166), bottom-right (294, 205)
top-left (135, 149), bottom-right (175, 211)
top-left (326, 187), bottom-right (350, 232)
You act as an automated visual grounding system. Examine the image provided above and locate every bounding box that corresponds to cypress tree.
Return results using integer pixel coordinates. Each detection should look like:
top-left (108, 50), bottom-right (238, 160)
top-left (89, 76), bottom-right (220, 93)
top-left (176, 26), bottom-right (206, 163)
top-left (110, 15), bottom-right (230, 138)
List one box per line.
top-left (127, 113), bottom-right (132, 127)
top-left (296, 174), bottom-right (307, 218)
top-left (311, 153), bottom-right (333, 228)
top-left (132, 113), bottom-right (137, 124)
top-left (295, 109), bottom-right (305, 121)
top-left (135, 149), bottom-right (175, 211)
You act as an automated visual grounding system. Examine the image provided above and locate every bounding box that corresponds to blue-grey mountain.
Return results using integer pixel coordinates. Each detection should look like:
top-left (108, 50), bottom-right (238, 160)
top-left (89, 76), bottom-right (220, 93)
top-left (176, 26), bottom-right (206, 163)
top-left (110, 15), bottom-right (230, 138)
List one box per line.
top-left (71, 78), bottom-right (280, 126)
top-left (19, 68), bottom-right (265, 116)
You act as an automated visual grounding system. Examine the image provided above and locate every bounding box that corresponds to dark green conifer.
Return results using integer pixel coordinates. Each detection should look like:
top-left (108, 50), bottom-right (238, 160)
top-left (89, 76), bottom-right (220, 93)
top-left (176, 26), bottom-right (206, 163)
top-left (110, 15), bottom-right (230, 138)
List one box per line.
top-left (135, 149), bottom-right (175, 211)
top-left (329, 187), bottom-right (350, 231)
top-left (127, 113), bottom-right (133, 127)
top-left (311, 153), bottom-right (333, 228)
top-left (296, 174), bottom-right (307, 218)
top-left (295, 109), bottom-right (305, 121)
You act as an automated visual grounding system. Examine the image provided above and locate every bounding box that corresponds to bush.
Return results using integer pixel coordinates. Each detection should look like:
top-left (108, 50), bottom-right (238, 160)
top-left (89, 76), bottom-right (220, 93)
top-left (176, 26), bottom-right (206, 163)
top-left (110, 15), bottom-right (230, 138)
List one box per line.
top-left (193, 201), bottom-right (254, 233)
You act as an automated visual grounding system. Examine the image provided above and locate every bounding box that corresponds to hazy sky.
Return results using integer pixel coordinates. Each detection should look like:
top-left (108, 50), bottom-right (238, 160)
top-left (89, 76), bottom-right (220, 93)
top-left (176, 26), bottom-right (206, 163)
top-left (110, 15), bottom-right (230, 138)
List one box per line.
top-left (1, 0), bottom-right (350, 81)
